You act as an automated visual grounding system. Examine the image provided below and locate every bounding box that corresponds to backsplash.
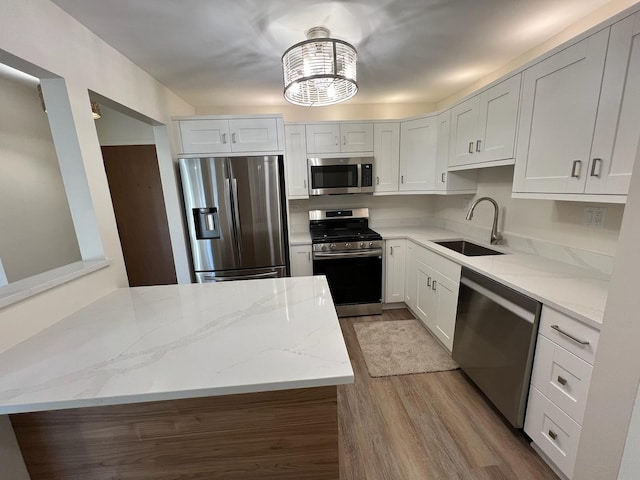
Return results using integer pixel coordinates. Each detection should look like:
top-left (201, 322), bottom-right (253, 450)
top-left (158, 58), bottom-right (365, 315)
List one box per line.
top-left (288, 194), bottom-right (434, 233)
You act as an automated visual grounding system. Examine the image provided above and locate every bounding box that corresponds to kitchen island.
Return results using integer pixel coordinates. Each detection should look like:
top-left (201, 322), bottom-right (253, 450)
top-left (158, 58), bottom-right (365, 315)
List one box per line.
top-left (0, 276), bottom-right (353, 479)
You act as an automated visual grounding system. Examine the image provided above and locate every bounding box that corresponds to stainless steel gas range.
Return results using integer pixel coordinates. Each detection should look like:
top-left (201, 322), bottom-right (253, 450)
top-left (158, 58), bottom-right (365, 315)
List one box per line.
top-left (309, 208), bottom-right (382, 317)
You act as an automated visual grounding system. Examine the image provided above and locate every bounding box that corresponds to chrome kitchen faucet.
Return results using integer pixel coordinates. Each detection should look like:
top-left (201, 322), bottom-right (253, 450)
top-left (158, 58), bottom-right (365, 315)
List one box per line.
top-left (465, 197), bottom-right (503, 245)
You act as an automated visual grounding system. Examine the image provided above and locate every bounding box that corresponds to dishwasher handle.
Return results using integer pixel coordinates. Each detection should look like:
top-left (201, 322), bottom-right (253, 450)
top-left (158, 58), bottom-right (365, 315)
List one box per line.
top-left (460, 276), bottom-right (537, 324)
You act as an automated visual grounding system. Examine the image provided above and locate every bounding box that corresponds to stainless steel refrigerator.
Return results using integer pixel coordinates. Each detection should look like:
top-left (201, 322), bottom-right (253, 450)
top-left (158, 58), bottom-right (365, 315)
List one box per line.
top-left (178, 156), bottom-right (289, 282)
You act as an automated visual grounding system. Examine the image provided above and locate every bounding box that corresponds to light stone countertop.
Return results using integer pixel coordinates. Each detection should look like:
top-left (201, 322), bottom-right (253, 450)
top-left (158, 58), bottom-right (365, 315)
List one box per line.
top-left (0, 276), bottom-right (353, 415)
top-left (375, 227), bottom-right (610, 328)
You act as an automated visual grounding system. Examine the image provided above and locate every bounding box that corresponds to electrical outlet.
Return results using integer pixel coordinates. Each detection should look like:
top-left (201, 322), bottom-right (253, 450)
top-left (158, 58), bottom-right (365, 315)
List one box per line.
top-left (583, 207), bottom-right (606, 228)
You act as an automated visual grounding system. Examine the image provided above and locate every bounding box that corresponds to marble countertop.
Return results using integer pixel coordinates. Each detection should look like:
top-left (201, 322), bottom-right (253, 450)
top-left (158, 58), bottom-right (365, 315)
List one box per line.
top-left (375, 227), bottom-right (609, 328)
top-left (0, 276), bottom-right (353, 415)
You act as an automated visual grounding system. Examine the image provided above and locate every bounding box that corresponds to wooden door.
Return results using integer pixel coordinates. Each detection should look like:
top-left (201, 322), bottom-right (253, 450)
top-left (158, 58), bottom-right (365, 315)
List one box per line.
top-left (102, 145), bottom-right (177, 286)
top-left (513, 30), bottom-right (609, 194)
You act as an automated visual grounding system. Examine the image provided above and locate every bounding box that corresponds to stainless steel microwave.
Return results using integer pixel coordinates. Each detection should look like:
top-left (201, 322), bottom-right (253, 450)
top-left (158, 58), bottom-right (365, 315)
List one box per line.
top-left (307, 157), bottom-right (375, 195)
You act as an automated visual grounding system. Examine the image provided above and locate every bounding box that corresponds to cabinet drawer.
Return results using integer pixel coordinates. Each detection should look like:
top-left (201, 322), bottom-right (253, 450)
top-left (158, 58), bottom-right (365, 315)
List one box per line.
top-left (525, 386), bottom-right (581, 478)
top-left (414, 244), bottom-right (461, 283)
top-left (531, 335), bottom-right (593, 425)
top-left (539, 307), bottom-right (599, 364)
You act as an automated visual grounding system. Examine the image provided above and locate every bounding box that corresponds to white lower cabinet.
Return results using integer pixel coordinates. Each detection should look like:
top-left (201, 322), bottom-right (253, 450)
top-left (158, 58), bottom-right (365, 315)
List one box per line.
top-left (385, 240), bottom-right (406, 303)
top-left (525, 306), bottom-right (600, 478)
top-left (406, 241), bottom-right (461, 352)
top-left (289, 244), bottom-right (312, 277)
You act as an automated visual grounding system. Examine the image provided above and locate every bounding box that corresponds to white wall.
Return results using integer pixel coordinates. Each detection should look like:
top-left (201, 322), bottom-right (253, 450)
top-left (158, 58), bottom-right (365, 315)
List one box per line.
top-left (196, 102), bottom-right (437, 122)
top-left (433, 167), bottom-right (624, 256)
top-left (0, 72), bottom-right (81, 282)
top-left (0, 0), bottom-right (193, 353)
top-left (619, 380), bottom-right (640, 479)
top-left (94, 104), bottom-right (155, 146)
top-left (289, 195), bottom-right (434, 234)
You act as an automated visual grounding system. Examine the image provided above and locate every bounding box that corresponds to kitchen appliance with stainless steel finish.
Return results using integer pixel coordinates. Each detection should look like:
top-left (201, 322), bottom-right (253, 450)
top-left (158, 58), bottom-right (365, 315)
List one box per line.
top-left (310, 208), bottom-right (382, 317)
top-left (307, 157), bottom-right (374, 195)
top-left (179, 156), bottom-right (289, 282)
top-left (452, 267), bottom-right (542, 428)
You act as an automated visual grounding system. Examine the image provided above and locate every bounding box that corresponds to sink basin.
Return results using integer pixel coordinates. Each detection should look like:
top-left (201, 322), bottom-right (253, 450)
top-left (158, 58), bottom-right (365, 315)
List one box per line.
top-left (434, 240), bottom-right (504, 257)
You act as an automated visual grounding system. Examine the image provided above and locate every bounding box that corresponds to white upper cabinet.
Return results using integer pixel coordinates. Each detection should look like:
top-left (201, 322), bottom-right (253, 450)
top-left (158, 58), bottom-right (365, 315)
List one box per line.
top-left (374, 122), bottom-right (401, 193)
top-left (448, 74), bottom-right (521, 169)
top-left (587, 13), bottom-right (640, 196)
top-left (179, 119), bottom-right (231, 154)
top-left (306, 122), bottom-right (373, 154)
top-left (284, 124), bottom-right (309, 199)
top-left (399, 116), bottom-right (438, 191)
top-left (435, 110), bottom-right (478, 193)
top-left (179, 117), bottom-right (280, 154)
top-left (513, 30), bottom-right (609, 195)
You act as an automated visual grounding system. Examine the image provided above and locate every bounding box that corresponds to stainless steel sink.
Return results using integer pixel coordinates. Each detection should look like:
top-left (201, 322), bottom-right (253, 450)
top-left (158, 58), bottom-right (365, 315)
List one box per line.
top-left (434, 240), bottom-right (504, 257)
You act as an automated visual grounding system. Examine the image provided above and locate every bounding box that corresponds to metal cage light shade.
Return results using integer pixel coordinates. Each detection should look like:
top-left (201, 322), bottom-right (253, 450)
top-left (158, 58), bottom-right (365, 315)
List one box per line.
top-left (282, 27), bottom-right (358, 107)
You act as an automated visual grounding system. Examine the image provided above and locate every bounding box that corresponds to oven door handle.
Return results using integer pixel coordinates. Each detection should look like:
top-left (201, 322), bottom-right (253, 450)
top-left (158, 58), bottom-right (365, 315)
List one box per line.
top-left (313, 249), bottom-right (382, 260)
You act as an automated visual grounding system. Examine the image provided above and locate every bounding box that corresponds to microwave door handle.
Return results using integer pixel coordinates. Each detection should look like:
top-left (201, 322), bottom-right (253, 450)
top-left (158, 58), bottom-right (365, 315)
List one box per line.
top-left (357, 163), bottom-right (362, 191)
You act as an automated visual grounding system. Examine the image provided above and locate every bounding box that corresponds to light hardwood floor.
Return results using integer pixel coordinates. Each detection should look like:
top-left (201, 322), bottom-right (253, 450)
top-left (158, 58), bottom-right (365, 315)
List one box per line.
top-left (338, 308), bottom-right (559, 480)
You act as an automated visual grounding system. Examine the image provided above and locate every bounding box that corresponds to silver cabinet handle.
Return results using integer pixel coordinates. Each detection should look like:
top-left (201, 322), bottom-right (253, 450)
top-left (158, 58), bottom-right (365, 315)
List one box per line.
top-left (468, 142), bottom-right (474, 154)
top-left (432, 280), bottom-right (437, 291)
top-left (303, 179), bottom-right (307, 189)
top-left (401, 175), bottom-right (404, 184)
top-left (557, 376), bottom-right (567, 386)
top-left (590, 158), bottom-right (602, 177)
top-left (427, 276), bottom-right (431, 287)
top-left (550, 324), bottom-right (590, 345)
top-left (335, 136), bottom-right (339, 146)
top-left (307, 251), bottom-right (311, 262)
top-left (476, 140), bottom-right (481, 152)
top-left (441, 172), bottom-right (446, 183)
top-left (343, 136), bottom-right (347, 146)
top-left (231, 132), bottom-right (237, 143)
top-left (571, 160), bottom-right (582, 178)
top-left (548, 430), bottom-right (558, 440)
top-left (376, 176), bottom-right (380, 185)
top-left (222, 133), bottom-right (228, 144)
top-left (390, 246), bottom-right (393, 255)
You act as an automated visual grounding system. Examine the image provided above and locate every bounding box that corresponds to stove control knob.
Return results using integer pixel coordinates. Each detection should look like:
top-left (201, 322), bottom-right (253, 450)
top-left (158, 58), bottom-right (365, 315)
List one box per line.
top-left (359, 242), bottom-right (365, 248)
top-left (368, 242), bottom-right (374, 247)
top-left (345, 243), bottom-right (351, 248)
top-left (330, 243), bottom-right (336, 250)
top-left (321, 244), bottom-right (327, 251)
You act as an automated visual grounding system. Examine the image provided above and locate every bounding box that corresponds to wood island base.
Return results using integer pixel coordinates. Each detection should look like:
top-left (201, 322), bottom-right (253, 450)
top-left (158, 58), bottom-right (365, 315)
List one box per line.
top-left (10, 386), bottom-right (338, 480)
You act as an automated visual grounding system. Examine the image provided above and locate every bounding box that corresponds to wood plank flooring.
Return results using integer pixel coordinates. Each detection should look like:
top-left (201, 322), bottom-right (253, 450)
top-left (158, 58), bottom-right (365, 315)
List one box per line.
top-left (338, 308), bottom-right (558, 480)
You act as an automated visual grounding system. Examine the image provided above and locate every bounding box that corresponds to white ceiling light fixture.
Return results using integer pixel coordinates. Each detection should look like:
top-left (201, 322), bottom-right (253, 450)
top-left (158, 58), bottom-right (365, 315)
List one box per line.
top-left (282, 26), bottom-right (358, 107)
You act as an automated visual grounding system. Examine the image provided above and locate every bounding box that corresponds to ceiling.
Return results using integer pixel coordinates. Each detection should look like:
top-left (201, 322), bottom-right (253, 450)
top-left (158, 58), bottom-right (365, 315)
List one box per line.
top-left (51, 0), bottom-right (616, 108)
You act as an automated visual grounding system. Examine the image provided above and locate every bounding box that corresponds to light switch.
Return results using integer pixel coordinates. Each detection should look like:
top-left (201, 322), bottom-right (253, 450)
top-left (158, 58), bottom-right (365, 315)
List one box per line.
top-left (583, 207), bottom-right (606, 228)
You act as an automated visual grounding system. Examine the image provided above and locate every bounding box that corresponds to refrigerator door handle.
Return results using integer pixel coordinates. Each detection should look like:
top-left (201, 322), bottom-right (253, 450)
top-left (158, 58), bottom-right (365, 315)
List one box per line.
top-left (230, 177), bottom-right (243, 263)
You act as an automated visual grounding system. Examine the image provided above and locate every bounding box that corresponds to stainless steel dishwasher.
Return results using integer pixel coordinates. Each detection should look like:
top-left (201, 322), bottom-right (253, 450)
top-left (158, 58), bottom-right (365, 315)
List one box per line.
top-left (452, 267), bottom-right (541, 428)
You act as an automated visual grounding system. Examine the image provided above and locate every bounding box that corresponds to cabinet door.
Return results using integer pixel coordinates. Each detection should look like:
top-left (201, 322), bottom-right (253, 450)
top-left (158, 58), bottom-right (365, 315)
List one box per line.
top-left (415, 259), bottom-right (436, 331)
top-left (341, 123), bottom-right (374, 152)
top-left (432, 273), bottom-right (459, 352)
top-left (284, 125), bottom-right (309, 199)
top-left (229, 118), bottom-right (279, 152)
top-left (374, 122), bottom-right (400, 192)
top-left (290, 245), bottom-right (312, 277)
top-left (513, 30), bottom-right (609, 194)
top-left (404, 242), bottom-right (417, 309)
top-left (476, 74), bottom-right (521, 164)
top-left (385, 240), bottom-right (406, 303)
top-left (179, 119), bottom-right (231, 154)
top-left (434, 111), bottom-right (450, 191)
top-left (588, 14), bottom-right (640, 195)
top-left (448, 95), bottom-right (479, 167)
top-left (399, 116), bottom-right (437, 191)
top-left (306, 124), bottom-right (341, 154)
